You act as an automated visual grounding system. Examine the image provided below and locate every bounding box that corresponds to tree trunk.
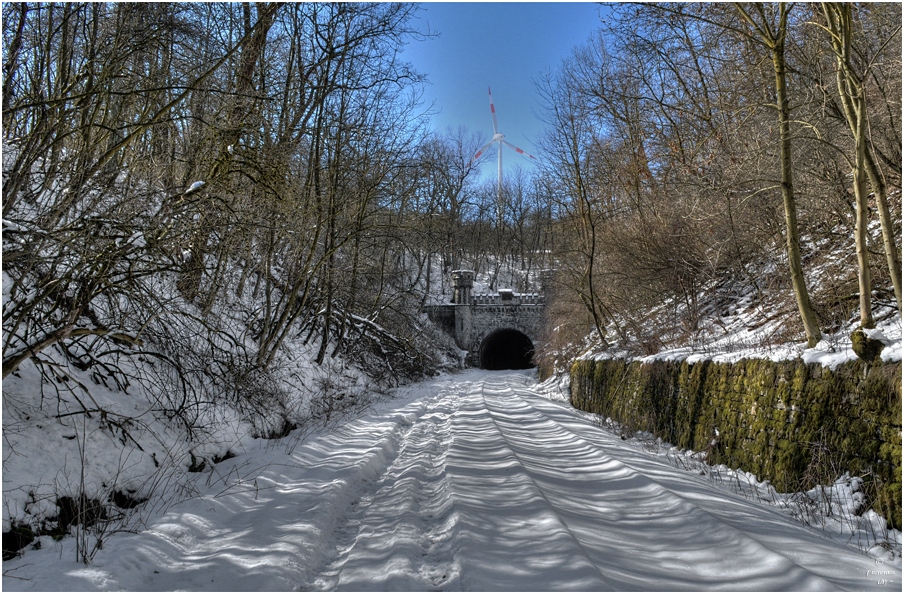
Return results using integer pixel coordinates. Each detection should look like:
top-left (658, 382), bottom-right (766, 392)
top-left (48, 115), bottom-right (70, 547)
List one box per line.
top-left (772, 28), bottom-right (822, 347)
top-left (833, 5), bottom-right (873, 328)
top-left (852, 125), bottom-right (874, 328)
top-left (822, 2), bottom-right (902, 316)
top-left (865, 149), bottom-right (902, 314)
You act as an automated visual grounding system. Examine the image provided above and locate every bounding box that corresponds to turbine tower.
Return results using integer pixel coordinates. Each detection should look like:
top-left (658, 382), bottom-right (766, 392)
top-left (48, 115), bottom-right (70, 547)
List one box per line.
top-left (472, 87), bottom-right (536, 223)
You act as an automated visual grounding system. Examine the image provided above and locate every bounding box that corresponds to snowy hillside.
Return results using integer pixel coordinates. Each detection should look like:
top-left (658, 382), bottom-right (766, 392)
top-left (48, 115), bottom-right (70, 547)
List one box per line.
top-left (1, 258), bottom-right (461, 565)
top-left (574, 225), bottom-right (903, 369)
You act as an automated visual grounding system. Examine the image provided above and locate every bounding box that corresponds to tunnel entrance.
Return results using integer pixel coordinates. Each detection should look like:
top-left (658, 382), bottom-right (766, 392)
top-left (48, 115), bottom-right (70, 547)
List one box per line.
top-left (478, 329), bottom-right (535, 370)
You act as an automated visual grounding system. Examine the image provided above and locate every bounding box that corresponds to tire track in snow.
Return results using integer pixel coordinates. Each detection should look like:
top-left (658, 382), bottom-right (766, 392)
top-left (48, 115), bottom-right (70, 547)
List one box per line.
top-left (301, 371), bottom-right (892, 591)
top-left (292, 392), bottom-right (436, 589)
top-left (485, 374), bottom-right (876, 591)
top-left (439, 378), bottom-right (618, 591)
top-left (473, 384), bottom-right (619, 590)
top-left (307, 387), bottom-right (463, 591)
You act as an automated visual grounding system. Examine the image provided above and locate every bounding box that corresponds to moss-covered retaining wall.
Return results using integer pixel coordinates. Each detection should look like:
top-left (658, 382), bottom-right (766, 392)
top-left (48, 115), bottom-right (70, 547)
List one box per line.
top-left (570, 357), bottom-right (902, 529)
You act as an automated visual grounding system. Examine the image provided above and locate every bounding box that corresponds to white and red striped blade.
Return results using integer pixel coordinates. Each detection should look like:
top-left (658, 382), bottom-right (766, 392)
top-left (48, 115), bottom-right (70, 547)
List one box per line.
top-left (502, 139), bottom-right (536, 160)
top-left (471, 139), bottom-right (495, 164)
top-left (488, 87), bottom-right (499, 135)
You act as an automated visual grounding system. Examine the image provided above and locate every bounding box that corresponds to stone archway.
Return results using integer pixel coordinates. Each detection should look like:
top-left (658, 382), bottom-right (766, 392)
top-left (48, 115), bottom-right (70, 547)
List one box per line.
top-left (478, 328), bottom-right (535, 370)
top-left (422, 270), bottom-right (548, 368)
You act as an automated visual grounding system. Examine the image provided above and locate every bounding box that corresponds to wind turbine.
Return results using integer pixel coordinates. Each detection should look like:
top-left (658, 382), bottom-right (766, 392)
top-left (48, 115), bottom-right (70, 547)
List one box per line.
top-left (472, 87), bottom-right (536, 220)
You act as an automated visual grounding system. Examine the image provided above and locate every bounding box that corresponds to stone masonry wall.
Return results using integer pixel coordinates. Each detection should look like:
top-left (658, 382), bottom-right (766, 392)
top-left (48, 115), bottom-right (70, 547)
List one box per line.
top-left (570, 357), bottom-right (902, 529)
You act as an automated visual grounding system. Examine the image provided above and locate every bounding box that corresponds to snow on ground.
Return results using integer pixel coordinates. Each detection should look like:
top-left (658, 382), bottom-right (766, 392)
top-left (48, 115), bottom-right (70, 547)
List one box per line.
top-left (4, 370), bottom-right (899, 591)
top-left (585, 300), bottom-right (902, 370)
top-left (0, 330), bottom-right (380, 549)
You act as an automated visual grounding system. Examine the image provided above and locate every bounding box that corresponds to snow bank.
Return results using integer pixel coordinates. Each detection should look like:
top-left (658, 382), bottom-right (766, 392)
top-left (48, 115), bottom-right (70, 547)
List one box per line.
top-left (586, 311), bottom-right (901, 370)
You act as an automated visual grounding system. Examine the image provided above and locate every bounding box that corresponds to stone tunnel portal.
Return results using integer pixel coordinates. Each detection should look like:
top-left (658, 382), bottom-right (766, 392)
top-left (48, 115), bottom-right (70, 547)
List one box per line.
top-left (478, 329), bottom-right (535, 370)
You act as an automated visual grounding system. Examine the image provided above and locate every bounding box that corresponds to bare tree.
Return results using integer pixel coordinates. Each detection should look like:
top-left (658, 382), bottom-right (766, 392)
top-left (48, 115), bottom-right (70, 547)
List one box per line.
top-left (729, 2), bottom-right (821, 346)
top-left (817, 3), bottom-right (902, 321)
top-left (537, 63), bottom-right (615, 346)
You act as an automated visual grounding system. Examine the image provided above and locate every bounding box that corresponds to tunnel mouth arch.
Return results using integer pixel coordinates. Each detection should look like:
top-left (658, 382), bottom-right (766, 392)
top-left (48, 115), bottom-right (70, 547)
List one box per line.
top-left (478, 329), bottom-right (535, 370)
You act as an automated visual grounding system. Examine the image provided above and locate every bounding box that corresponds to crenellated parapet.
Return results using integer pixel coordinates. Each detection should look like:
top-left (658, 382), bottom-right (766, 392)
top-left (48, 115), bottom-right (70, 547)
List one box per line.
top-left (470, 292), bottom-right (544, 306)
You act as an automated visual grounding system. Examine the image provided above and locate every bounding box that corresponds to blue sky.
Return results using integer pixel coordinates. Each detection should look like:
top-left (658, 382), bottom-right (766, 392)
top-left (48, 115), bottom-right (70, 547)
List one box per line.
top-left (402, 2), bottom-right (606, 184)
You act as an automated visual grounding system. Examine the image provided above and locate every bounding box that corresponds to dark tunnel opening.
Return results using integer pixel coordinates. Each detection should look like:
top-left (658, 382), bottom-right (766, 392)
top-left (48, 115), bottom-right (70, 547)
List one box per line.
top-left (478, 329), bottom-right (535, 370)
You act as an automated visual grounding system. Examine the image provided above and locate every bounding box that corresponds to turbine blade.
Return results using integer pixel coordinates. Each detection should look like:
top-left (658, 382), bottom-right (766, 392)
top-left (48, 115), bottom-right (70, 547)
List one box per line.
top-left (488, 87), bottom-right (499, 135)
top-left (470, 140), bottom-right (495, 164)
top-left (502, 139), bottom-right (537, 160)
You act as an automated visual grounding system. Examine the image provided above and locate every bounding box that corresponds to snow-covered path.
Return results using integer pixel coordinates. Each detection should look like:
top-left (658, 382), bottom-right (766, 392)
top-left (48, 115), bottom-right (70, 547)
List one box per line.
top-left (4, 370), bottom-right (899, 591)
